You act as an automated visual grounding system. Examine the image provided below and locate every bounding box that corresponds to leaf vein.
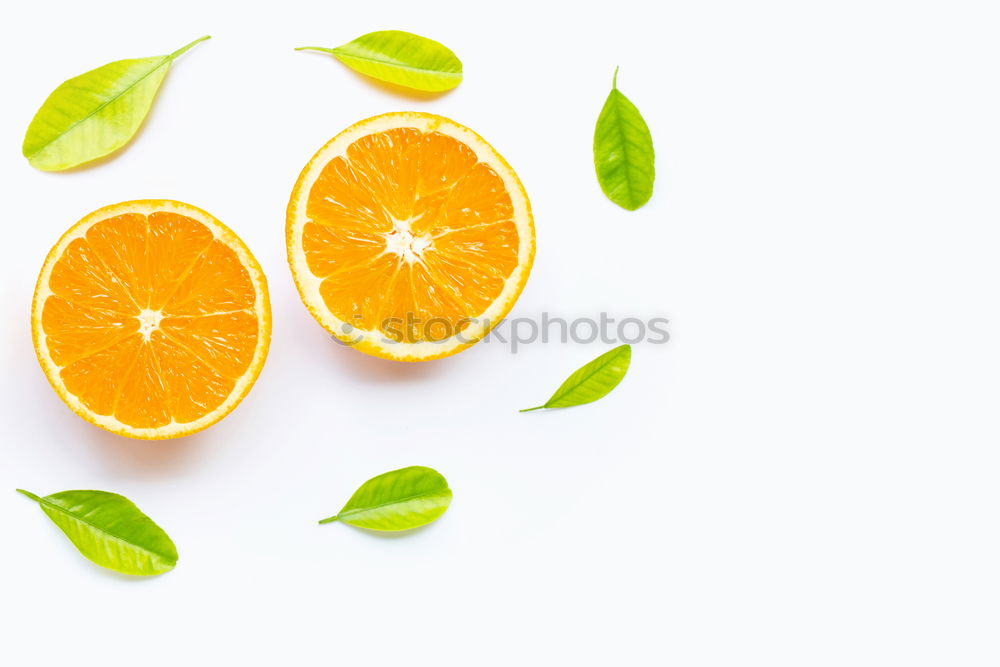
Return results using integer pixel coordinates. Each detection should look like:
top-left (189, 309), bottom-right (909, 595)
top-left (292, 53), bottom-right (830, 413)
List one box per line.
top-left (339, 490), bottom-right (449, 520)
top-left (31, 494), bottom-right (174, 563)
top-left (26, 56), bottom-right (172, 159)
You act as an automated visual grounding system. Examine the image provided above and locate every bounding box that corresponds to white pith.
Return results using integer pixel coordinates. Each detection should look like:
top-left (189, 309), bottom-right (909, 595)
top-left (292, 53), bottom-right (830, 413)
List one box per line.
top-left (383, 215), bottom-right (432, 264)
top-left (137, 309), bottom-right (163, 340)
top-left (287, 112), bottom-right (535, 360)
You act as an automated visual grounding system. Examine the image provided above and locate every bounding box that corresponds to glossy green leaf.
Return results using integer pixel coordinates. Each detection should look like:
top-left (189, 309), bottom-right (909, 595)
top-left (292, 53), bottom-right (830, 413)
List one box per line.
top-left (296, 30), bottom-right (462, 92)
top-left (319, 466), bottom-right (452, 531)
top-left (521, 344), bottom-right (632, 412)
top-left (22, 35), bottom-right (210, 171)
top-left (17, 488), bottom-right (177, 576)
top-left (593, 68), bottom-right (655, 210)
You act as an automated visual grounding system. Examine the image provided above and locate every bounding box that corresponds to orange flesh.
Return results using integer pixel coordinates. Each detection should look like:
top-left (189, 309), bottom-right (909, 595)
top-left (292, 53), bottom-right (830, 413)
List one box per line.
top-left (303, 128), bottom-right (521, 342)
top-left (42, 212), bottom-right (259, 429)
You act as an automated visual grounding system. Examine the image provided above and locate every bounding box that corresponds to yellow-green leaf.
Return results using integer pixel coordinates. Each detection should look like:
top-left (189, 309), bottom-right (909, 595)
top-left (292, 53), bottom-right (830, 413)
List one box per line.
top-left (17, 489), bottom-right (178, 576)
top-left (521, 345), bottom-right (632, 411)
top-left (22, 35), bottom-right (210, 171)
top-left (319, 466), bottom-right (452, 532)
top-left (296, 30), bottom-right (462, 92)
top-left (593, 68), bottom-right (655, 210)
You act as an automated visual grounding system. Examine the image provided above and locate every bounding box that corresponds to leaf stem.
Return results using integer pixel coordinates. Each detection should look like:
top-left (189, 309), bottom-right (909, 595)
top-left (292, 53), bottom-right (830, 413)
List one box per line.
top-left (612, 66), bottom-right (620, 89)
top-left (295, 46), bottom-right (336, 54)
top-left (16, 488), bottom-right (43, 503)
top-left (169, 35), bottom-right (211, 60)
top-left (318, 515), bottom-right (340, 524)
top-left (519, 406), bottom-right (546, 413)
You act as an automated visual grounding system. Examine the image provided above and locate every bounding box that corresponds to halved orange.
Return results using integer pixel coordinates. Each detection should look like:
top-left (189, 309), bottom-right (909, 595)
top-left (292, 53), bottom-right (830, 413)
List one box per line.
top-left (286, 112), bottom-right (535, 361)
top-left (32, 200), bottom-right (271, 439)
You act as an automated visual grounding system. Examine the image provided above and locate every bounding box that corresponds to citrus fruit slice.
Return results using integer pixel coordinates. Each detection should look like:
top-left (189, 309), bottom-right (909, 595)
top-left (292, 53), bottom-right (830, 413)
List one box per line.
top-left (32, 200), bottom-right (271, 439)
top-left (286, 112), bottom-right (535, 361)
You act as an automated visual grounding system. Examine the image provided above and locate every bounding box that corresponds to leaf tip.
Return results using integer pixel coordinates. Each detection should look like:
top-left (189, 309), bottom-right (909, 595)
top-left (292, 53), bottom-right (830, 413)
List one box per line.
top-left (170, 35), bottom-right (211, 60)
top-left (617, 343), bottom-right (634, 367)
top-left (627, 196), bottom-right (653, 211)
top-left (16, 488), bottom-right (41, 502)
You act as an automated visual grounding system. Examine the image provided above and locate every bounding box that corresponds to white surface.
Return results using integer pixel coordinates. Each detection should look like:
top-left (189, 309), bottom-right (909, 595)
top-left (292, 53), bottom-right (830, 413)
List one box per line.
top-left (1, 1), bottom-right (998, 664)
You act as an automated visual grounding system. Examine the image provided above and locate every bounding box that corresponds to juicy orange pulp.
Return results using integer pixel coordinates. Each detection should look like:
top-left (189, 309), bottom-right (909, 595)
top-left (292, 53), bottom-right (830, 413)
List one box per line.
top-left (40, 211), bottom-right (260, 430)
top-left (302, 127), bottom-right (521, 343)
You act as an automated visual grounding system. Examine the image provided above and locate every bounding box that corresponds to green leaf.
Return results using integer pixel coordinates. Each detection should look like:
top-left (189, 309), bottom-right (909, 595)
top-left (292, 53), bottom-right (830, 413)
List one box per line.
top-left (593, 68), bottom-right (655, 210)
top-left (17, 488), bottom-right (178, 576)
top-left (521, 344), bottom-right (632, 412)
top-left (319, 466), bottom-right (452, 531)
top-left (22, 35), bottom-right (210, 171)
top-left (296, 30), bottom-right (462, 92)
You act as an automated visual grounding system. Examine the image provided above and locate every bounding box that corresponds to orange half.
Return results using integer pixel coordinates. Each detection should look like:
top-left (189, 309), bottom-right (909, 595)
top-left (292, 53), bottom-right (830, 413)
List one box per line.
top-left (286, 112), bottom-right (535, 361)
top-left (31, 200), bottom-right (271, 439)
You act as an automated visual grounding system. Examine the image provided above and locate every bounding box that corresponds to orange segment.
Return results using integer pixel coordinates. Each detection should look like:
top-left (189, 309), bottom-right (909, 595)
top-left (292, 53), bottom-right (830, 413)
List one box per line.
top-left (301, 222), bottom-right (385, 279)
top-left (113, 342), bottom-right (170, 429)
top-left (32, 200), bottom-right (271, 439)
top-left (287, 112), bottom-right (535, 361)
top-left (41, 297), bottom-right (139, 367)
top-left (147, 211), bottom-right (215, 309)
top-left (49, 237), bottom-right (138, 314)
top-left (415, 162), bottom-right (514, 233)
top-left (159, 312), bottom-right (259, 379)
top-left (60, 336), bottom-right (142, 417)
top-left (84, 213), bottom-right (151, 307)
top-left (150, 329), bottom-right (236, 424)
top-left (163, 240), bottom-right (256, 316)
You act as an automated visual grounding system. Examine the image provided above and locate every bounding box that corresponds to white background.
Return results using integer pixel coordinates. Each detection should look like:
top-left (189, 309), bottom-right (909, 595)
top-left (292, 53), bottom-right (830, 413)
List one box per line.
top-left (1, 0), bottom-right (998, 664)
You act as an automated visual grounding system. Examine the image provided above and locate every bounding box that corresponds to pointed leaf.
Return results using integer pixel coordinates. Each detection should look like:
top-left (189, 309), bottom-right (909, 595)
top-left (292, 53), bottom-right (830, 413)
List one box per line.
top-left (297, 30), bottom-right (462, 92)
top-left (521, 344), bottom-right (632, 411)
top-left (17, 489), bottom-right (178, 576)
top-left (593, 68), bottom-right (655, 210)
top-left (22, 35), bottom-right (210, 171)
top-left (319, 466), bottom-right (452, 531)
